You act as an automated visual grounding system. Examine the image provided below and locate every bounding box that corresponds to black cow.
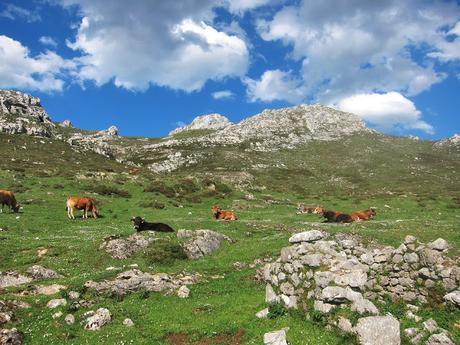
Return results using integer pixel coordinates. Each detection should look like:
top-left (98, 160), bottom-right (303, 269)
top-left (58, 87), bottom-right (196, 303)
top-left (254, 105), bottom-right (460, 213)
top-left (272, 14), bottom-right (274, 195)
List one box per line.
top-left (130, 216), bottom-right (174, 232)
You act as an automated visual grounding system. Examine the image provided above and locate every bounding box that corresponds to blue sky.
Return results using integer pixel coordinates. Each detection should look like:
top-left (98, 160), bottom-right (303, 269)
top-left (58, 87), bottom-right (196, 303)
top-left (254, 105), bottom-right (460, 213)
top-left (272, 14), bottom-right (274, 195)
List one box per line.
top-left (0, 0), bottom-right (459, 139)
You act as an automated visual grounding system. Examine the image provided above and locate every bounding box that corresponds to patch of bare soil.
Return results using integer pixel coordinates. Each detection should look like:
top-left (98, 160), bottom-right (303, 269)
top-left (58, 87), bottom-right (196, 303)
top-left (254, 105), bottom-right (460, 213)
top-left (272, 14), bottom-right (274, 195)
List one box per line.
top-left (165, 329), bottom-right (245, 345)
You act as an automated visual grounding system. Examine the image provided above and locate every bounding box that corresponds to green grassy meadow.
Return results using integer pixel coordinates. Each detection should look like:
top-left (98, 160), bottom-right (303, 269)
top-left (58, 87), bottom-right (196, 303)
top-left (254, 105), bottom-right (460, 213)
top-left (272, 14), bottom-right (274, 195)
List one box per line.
top-left (0, 132), bottom-right (459, 344)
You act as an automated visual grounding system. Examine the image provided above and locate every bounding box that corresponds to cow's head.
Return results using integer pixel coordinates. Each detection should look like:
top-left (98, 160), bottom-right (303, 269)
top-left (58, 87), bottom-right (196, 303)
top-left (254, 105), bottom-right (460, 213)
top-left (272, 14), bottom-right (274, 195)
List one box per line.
top-left (312, 206), bottom-right (325, 215)
top-left (12, 203), bottom-right (20, 213)
top-left (131, 216), bottom-right (144, 229)
top-left (369, 207), bottom-right (377, 217)
top-left (211, 206), bottom-right (221, 215)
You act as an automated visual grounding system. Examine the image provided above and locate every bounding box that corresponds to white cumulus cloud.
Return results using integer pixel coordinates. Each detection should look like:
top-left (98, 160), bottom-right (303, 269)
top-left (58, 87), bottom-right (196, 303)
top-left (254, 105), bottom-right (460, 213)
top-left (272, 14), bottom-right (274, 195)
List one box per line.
top-left (0, 35), bottom-right (75, 92)
top-left (212, 90), bottom-right (234, 100)
top-left (39, 36), bottom-right (58, 47)
top-left (256, 0), bottom-right (459, 103)
top-left (245, 69), bottom-right (305, 103)
top-left (59, 0), bottom-right (249, 92)
top-left (336, 92), bottom-right (434, 134)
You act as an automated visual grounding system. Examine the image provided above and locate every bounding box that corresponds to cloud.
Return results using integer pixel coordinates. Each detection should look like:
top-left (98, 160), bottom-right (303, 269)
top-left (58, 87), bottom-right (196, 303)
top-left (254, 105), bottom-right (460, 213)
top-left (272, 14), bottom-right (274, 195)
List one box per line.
top-left (212, 90), bottom-right (234, 100)
top-left (428, 21), bottom-right (460, 62)
top-left (225, 0), bottom-right (281, 14)
top-left (255, 0), bottom-right (459, 104)
top-left (245, 69), bottom-right (305, 103)
top-left (336, 92), bottom-right (434, 134)
top-left (0, 35), bottom-right (75, 92)
top-left (59, 0), bottom-right (249, 92)
top-left (39, 36), bottom-right (58, 47)
top-left (0, 3), bottom-right (41, 22)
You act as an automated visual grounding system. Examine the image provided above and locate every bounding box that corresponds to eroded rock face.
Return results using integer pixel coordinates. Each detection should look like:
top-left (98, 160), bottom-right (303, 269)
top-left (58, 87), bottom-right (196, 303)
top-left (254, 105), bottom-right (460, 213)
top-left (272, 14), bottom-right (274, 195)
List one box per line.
top-left (426, 333), bottom-right (455, 345)
top-left (433, 134), bottom-right (460, 149)
top-left (84, 269), bottom-right (201, 296)
top-left (355, 316), bottom-right (400, 345)
top-left (177, 230), bottom-right (232, 259)
top-left (0, 90), bottom-right (53, 137)
top-left (444, 291), bottom-right (460, 307)
top-left (100, 234), bottom-right (156, 259)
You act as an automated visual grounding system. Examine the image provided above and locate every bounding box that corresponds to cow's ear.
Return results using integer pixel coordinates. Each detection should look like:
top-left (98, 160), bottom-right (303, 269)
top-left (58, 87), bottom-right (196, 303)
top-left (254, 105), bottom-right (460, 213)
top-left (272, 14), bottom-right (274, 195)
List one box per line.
top-left (141, 217), bottom-right (145, 222)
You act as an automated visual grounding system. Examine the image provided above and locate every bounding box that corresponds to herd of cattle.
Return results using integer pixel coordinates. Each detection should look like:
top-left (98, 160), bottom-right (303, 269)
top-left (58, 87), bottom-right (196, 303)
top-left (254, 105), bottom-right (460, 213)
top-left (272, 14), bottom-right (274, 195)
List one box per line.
top-left (1, 190), bottom-right (376, 230)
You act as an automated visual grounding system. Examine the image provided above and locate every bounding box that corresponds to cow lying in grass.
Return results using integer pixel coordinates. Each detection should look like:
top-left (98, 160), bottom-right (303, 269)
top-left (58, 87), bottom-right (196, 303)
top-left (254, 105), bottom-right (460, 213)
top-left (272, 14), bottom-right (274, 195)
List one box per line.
top-left (211, 206), bottom-right (237, 220)
top-left (315, 207), bottom-right (354, 223)
top-left (66, 196), bottom-right (99, 219)
top-left (296, 203), bottom-right (323, 215)
top-left (351, 208), bottom-right (376, 221)
top-left (0, 190), bottom-right (20, 213)
top-left (131, 216), bottom-right (174, 232)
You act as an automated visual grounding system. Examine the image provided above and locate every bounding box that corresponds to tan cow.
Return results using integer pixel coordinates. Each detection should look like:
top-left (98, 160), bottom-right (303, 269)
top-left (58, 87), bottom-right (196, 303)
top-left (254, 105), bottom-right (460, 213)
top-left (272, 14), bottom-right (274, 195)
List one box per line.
top-left (0, 190), bottom-right (20, 213)
top-left (66, 196), bottom-right (99, 219)
top-left (211, 206), bottom-right (237, 221)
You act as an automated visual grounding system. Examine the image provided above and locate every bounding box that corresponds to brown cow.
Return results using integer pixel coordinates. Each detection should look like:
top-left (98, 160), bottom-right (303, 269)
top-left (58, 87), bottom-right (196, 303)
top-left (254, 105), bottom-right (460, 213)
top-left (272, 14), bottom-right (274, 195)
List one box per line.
top-left (315, 207), bottom-right (354, 223)
top-left (66, 196), bottom-right (99, 219)
top-left (0, 190), bottom-right (20, 213)
top-left (350, 208), bottom-right (376, 221)
top-left (211, 206), bottom-right (237, 221)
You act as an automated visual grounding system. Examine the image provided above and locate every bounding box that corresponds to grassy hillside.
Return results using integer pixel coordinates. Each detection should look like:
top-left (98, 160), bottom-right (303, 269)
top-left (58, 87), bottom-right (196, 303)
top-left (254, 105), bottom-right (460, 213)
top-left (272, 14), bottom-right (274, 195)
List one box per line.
top-left (0, 131), bottom-right (459, 344)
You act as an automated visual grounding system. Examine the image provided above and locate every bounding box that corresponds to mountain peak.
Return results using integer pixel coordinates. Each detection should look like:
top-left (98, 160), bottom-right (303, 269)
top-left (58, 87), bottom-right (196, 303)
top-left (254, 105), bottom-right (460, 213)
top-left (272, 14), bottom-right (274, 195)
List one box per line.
top-left (169, 113), bottom-right (232, 135)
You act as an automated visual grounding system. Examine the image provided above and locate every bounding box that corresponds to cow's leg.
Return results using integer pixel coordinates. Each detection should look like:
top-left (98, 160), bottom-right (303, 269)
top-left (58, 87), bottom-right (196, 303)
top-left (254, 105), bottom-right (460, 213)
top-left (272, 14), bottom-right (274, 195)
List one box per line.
top-left (70, 207), bottom-right (75, 219)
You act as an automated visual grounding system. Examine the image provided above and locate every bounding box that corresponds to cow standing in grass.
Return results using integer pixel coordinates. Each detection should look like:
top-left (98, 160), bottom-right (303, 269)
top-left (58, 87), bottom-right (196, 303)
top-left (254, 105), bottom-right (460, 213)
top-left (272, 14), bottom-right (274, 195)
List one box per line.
top-left (66, 197), bottom-right (99, 219)
top-left (0, 190), bottom-right (20, 213)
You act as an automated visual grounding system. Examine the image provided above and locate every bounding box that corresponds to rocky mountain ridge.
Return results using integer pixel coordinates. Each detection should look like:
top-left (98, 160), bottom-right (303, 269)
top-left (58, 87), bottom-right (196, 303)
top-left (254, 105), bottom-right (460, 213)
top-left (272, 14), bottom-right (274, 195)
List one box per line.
top-left (1, 89), bottom-right (458, 174)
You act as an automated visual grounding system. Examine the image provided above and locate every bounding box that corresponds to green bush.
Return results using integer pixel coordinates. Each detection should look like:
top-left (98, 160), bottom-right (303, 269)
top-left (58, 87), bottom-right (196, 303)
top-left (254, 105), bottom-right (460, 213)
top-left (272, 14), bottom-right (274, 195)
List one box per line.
top-left (144, 240), bottom-right (187, 264)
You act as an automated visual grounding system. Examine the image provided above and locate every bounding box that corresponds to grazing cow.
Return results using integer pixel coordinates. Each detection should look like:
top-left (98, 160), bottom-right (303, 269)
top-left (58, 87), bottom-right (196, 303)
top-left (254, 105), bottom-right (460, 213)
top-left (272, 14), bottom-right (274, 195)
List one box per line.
top-left (315, 207), bottom-right (354, 223)
top-left (211, 206), bottom-right (237, 221)
top-left (66, 196), bottom-right (99, 219)
top-left (0, 190), bottom-right (20, 213)
top-left (350, 208), bottom-right (376, 221)
top-left (130, 216), bottom-right (174, 232)
top-left (296, 203), bottom-right (323, 215)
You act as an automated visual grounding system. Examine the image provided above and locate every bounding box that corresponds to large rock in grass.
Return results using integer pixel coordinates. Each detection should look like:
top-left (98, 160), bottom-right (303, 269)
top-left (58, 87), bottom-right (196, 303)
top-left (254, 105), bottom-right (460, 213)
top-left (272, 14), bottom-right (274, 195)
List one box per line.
top-left (263, 329), bottom-right (288, 345)
top-left (84, 308), bottom-right (111, 331)
top-left (288, 230), bottom-right (326, 243)
top-left (0, 272), bottom-right (32, 289)
top-left (100, 234), bottom-right (156, 259)
top-left (355, 316), bottom-right (400, 345)
top-left (177, 230), bottom-right (232, 259)
top-left (426, 333), bottom-right (455, 345)
top-left (84, 269), bottom-right (201, 296)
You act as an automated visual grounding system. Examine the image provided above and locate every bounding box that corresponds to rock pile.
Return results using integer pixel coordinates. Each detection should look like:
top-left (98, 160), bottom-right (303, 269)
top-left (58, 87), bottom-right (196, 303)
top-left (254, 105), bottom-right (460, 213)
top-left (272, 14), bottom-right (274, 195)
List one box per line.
top-left (0, 328), bottom-right (24, 345)
top-left (100, 234), bottom-right (156, 259)
top-left (84, 269), bottom-right (201, 296)
top-left (67, 125), bottom-right (119, 158)
top-left (258, 230), bottom-right (460, 343)
top-left (177, 230), bottom-right (232, 259)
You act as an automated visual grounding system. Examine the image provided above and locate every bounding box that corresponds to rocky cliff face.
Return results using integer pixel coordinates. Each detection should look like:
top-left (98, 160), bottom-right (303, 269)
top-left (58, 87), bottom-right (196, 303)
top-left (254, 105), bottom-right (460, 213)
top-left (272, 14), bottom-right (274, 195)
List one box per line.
top-left (0, 90), bottom-right (54, 137)
top-left (169, 113), bottom-right (232, 135)
top-left (434, 134), bottom-right (460, 149)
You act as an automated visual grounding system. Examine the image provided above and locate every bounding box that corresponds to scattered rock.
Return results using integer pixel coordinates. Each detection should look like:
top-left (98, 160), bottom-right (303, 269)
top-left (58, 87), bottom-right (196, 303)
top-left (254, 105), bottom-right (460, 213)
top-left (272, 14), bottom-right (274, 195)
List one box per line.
top-left (26, 284), bottom-right (66, 296)
top-left (177, 286), bottom-right (190, 298)
top-left (100, 234), bottom-right (156, 259)
top-left (26, 265), bottom-right (62, 280)
top-left (46, 298), bottom-right (67, 309)
top-left (68, 291), bottom-right (81, 300)
top-left (177, 230), bottom-right (232, 259)
top-left (0, 272), bottom-right (32, 289)
top-left (64, 314), bottom-right (75, 325)
top-left (256, 308), bottom-right (269, 319)
top-left (84, 308), bottom-right (111, 331)
top-left (52, 311), bottom-right (63, 319)
top-left (123, 318), bottom-right (134, 327)
top-left (423, 319), bottom-right (438, 333)
top-left (0, 328), bottom-right (24, 345)
top-left (263, 328), bottom-right (288, 345)
top-left (426, 333), bottom-right (455, 345)
top-left (355, 316), bottom-right (400, 345)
